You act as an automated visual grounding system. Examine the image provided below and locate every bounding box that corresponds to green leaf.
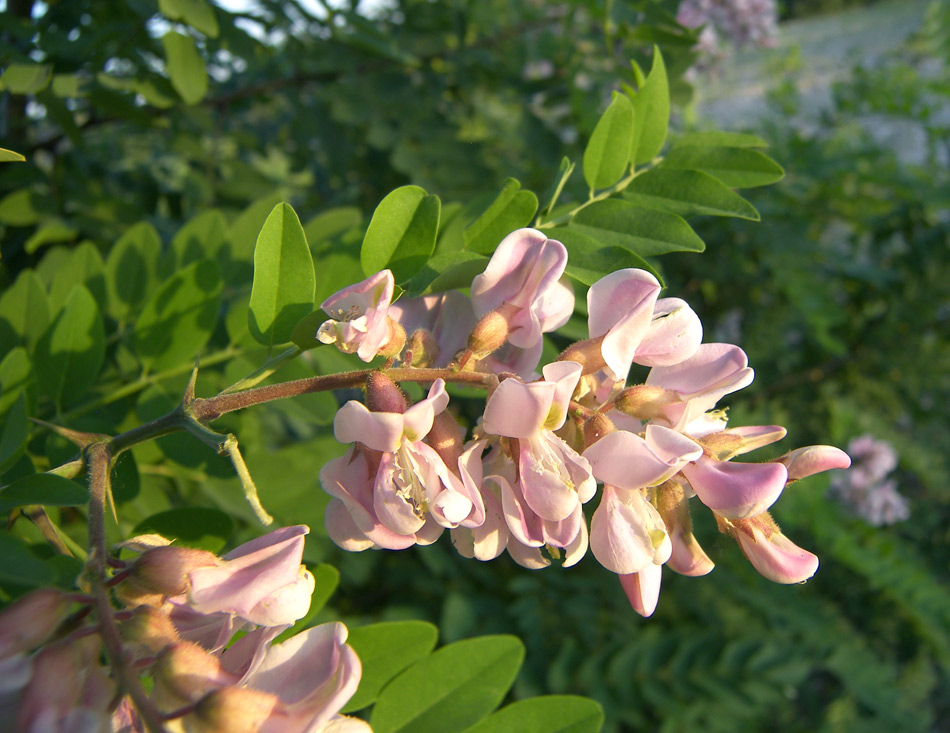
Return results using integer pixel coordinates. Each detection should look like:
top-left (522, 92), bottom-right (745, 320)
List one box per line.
top-left (467, 696), bottom-right (605, 733)
top-left (0, 348), bottom-right (36, 417)
top-left (405, 251), bottom-right (489, 297)
top-left (314, 252), bottom-right (365, 305)
top-left (0, 473), bottom-right (88, 513)
top-left (583, 93), bottom-right (634, 191)
top-left (133, 259), bottom-right (222, 372)
top-left (550, 228), bottom-right (660, 285)
top-left (33, 285), bottom-right (105, 407)
top-left (0, 148), bottom-right (26, 163)
top-left (623, 168), bottom-right (760, 220)
top-left (344, 621), bottom-right (440, 712)
top-left (569, 199), bottom-right (705, 257)
top-left (0, 534), bottom-right (56, 587)
top-left (172, 209), bottom-right (227, 269)
top-left (51, 74), bottom-right (86, 98)
top-left (159, 0), bottom-right (219, 37)
top-left (659, 146), bottom-right (785, 188)
top-left (49, 242), bottom-right (107, 313)
top-left (0, 270), bottom-right (50, 354)
top-left (224, 193), bottom-right (295, 284)
top-left (463, 179), bottom-right (539, 255)
top-left (0, 189), bottom-right (47, 226)
top-left (161, 31), bottom-right (208, 105)
top-left (290, 310), bottom-right (328, 352)
top-left (370, 635), bottom-right (525, 733)
top-left (673, 131), bottom-right (768, 148)
top-left (248, 203), bottom-right (316, 348)
top-left (133, 507), bottom-right (234, 553)
top-left (23, 221), bottom-right (77, 254)
top-left (627, 47), bottom-right (670, 165)
top-left (305, 207), bottom-right (363, 247)
top-left (540, 157), bottom-right (575, 220)
top-left (106, 221), bottom-right (164, 319)
top-left (0, 393), bottom-right (28, 475)
top-left (0, 64), bottom-right (51, 94)
top-left (361, 186), bottom-right (440, 282)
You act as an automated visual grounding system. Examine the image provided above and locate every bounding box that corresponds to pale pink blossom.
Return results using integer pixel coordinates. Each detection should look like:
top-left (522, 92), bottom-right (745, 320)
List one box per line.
top-left (645, 342), bottom-right (754, 432)
top-left (681, 456), bottom-right (788, 520)
top-left (619, 563), bottom-right (663, 617)
top-left (482, 362), bottom-right (596, 525)
top-left (186, 526), bottom-right (315, 627)
top-left (317, 270), bottom-right (395, 361)
top-left (471, 228), bottom-right (573, 349)
top-left (325, 380), bottom-right (483, 548)
top-left (388, 290), bottom-right (476, 367)
top-left (732, 515), bottom-right (819, 584)
top-left (778, 445), bottom-right (851, 481)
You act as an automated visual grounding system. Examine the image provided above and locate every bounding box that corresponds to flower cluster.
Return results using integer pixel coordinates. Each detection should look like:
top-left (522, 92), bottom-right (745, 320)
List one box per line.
top-left (830, 434), bottom-right (908, 526)
top-left (677, 0), bottom-right (779, 78)
top-left (0, 526), bottom-right (366, 732)
top-left (318, 228), bottom-right (851, 617)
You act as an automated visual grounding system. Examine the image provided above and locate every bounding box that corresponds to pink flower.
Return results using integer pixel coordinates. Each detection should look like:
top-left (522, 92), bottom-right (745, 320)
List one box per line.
top-left (471, 228), bottom-right (574, 349)
top-left (389, 290), bottom-right (476, 367)
top-left (645, 342), bottom-right (754, 432)
top-left (681, 456), bottom-right (788, 520)
top-left (584, 426), bottom-right (701, 575)
top-left (729, 513), bottom-right (819, 584)
top-left (619, 564), bottom-right (663, 618)
top-left (317, 270), bottom-right (396, 361)
top-left (482, 362), bottom-right (596, 524)
top-left (186, 526), bottom-right (315, 627)
top-left (778, 445), bottom-right (851, 481)
top-left (325, 380), bottom-right (483, 548)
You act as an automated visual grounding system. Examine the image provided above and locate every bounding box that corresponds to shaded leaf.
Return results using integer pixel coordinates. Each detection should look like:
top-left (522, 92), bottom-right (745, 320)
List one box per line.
top-left (305, 207), bottom-right (363, 248)
top-left (33, 285), bottom-right (105, 407)
top-left (0, 348), bottom-right (36, 417)
top-left (623, 168), bottom-right (759, 220)
top-left (0, 270), bottom-right (50, 355)
top-left (133, 507), bottom-right (234, 553)
top-left (370, 635), bottom-right (525, 733)
top-left (674, 131), bottom-right (768, 148)
top-left (0, 534), bottom-right (56, 587)
top-left (0, 393), bottom-right (28, 475)
top-left (569, 199), bottom-right (704, 256)
top-left (133, 260), bottom-right (222, 372)
top-left (344, 621), bottom-right (439, 712)
top-left (361, 186), bottom-right (440, 283)
top-left (660, 146), bottom-right (785, 188)
top-left (248, 203), bottom-right (316, 348)
top-left (583, 93), bottom-right (634, 190)
top-left (539, 157), bottom-right (575, 220)
top-left (464, 179), bottom-right (539, 254)
top-left (172, 210), bottom-right (227, 269)
top-left (106, 221), bottom-right (163, 319)
top-left (49, 242), bottom-right (107, 313)
top-left (0, 473), bottom-right (88, 513)
top-left (405, 251), bottom-right (489, 297)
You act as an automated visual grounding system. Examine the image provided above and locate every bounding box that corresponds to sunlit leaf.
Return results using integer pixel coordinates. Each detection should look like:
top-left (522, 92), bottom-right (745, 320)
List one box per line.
top-left (583, 93), bottom-right (634, 190)
top-left (660, 146), bottom-right (785, 188)
top-left (0, 64), bottom-right (51, 94)
top-left (161, 31), bottom-right (208, 105)
top-left (569, 199), bottom-right (704, 256)
top-left (464, 179), bottom-right (538, 255)
top-left (248, 203), bottom-right (316, 348)
top-left (627, 47), bottom-right (669, 165)
top-left (361, 186), bottom-right (440, 283)
top-left (159, 0), bottom-right (219, 37)
top-left (623, 168), bottom-right (760, 220)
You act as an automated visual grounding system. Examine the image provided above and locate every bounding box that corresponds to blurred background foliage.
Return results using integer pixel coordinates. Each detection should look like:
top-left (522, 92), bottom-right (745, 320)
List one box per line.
top-left (1, 0), bottom-right (948, 731)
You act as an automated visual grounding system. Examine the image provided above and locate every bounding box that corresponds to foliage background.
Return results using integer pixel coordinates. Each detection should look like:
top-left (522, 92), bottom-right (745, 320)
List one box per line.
top-left (1, 0), bottom-right (948, 730)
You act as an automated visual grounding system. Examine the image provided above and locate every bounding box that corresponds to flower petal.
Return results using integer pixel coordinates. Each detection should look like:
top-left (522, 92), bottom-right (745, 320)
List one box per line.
top-left (682, 456), bottom-right (788, 520)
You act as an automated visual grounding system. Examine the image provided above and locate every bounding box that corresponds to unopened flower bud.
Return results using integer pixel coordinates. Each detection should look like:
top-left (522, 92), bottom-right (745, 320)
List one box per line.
top-left (377, 317), bottom-right (407, 359)
top-left (582, 412), bottom-right (616, 448)
top-left (467, 310), bottom-right (509, 358)
top-left (778, 445), bottom-right (851, 481)
top-left (120, 606), bottom-right (180, 655)
top-left (699, 425), bottom-right (787, 461)
top-left (558, 338), bottom-right (607, 375)
top-left (189, 687), bottom-right (281, 733)
top-left (0, 588), bottom-right (71, 657)
top-left (614, 384), bottom-right (681, 420)
top-left (655, 480), bottom-right (714, 576)
top-left (426, 411), bottom-right (465, 470)
top-left (406, 328), bottom-right (439, 367)
top-left (365, 372), bottom-right (408, 413)
top-left (127, 546), bottom-right (218, 598)
top-left (154, 642), bottom-right (231, 704)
